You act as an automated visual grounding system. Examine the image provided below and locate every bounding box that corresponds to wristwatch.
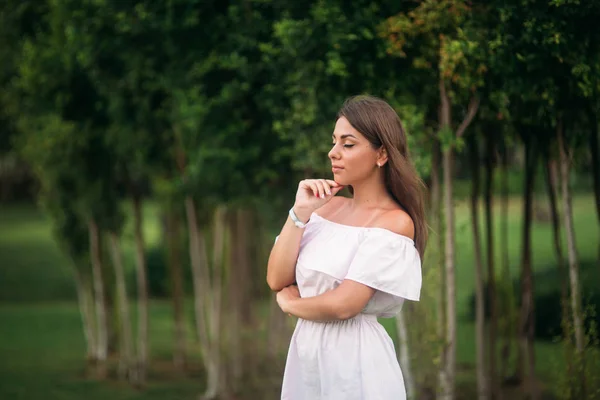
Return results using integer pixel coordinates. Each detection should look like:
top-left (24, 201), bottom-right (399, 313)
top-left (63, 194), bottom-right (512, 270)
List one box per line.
top-left (289, 207), bottom-right (308, 228)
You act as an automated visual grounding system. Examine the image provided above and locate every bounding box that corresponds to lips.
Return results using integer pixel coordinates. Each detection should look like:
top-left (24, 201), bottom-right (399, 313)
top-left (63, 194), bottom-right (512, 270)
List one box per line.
top-left (332, 165), bottom-right (343, 173)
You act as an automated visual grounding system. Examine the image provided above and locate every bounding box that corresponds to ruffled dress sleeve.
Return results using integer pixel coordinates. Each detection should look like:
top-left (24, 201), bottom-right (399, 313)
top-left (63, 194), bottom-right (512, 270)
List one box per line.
top-left (345, 229), bottom-right (422, 315)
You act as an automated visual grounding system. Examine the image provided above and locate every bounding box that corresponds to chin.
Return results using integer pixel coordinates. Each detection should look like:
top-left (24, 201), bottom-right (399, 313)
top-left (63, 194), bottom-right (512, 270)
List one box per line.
top-left (332, 175), bottom-right (345, 185)
top-left (334, 178), bottom-right (350, 187)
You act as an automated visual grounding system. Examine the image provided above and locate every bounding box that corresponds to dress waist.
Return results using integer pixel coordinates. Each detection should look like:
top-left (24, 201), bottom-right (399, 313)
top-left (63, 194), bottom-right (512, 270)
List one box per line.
top-left (353, 313), bottom-right (378, 323)
top-left (297, 313), bottom-right (378, 326)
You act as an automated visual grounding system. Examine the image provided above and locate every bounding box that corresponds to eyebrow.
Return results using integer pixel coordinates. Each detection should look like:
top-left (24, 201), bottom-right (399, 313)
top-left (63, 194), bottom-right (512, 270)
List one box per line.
top-left (332, 133), bottom-right (357, 140)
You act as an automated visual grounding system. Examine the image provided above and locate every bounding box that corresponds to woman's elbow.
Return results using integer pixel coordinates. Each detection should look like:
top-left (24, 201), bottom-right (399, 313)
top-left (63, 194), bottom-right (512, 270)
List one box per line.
top-left (333, 302), bottom-right (362, 320)
top-left (266, 275), bottom-right (286, 292)
top-left (266, 259), bottom-right (295, 291)
top-left (266, 268), bottom-right (291, 291)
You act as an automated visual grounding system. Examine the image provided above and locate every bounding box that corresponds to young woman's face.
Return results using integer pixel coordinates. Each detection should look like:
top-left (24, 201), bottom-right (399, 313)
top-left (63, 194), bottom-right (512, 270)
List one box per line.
top-left (328, 116), bottom-right (380, 186)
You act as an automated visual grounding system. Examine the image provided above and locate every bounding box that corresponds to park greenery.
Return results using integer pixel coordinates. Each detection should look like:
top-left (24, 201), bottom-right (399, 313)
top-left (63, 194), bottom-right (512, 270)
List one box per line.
top-left (1, 0), bottom-right (599, 399)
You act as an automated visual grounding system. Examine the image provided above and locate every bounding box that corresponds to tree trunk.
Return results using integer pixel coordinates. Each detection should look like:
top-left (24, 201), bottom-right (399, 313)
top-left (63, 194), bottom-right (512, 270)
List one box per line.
top-left (588, 108), bottom-right (600, 261)
top-left (431, 137), bottom-right (446, 396)
top-left (469, 135), bottom-right (489, 400)
top-left (239, 210), bottom-right (253, 324)
top-left (73, 267), bottom-right (97, 363)
top-left (166, 207), bottom-right (187, 370)
top-left (543, 154), bottom-right (569, 329)
top-left (442, 146), bottom-right (456, 400)
top-left (499, 141), bottom-right (513, 383)
top-left (396, 308), bottom-right (415, 399)
top-left (557, 122), bottom-right (584, 353)
top-left (108, 232), bottom-right (134, 381)
top-left (207, 206), bottom-right (226, 396)
top-left (228, 209), bottom-right (244, 390)
top-left (517, 134), bottom-right (538, 399)
top-left (132, 194), bottom-right (148, 386)
top-left (439, 78), bottom-right (456, 400)
top-left (89, 219), bottom-right (108, 370)
top-left (484, 134), bottom-right (497, 398)
top-left (184, 195), bottom-right (219, 399)
top-left (103, 239), bottom-right (118, 357)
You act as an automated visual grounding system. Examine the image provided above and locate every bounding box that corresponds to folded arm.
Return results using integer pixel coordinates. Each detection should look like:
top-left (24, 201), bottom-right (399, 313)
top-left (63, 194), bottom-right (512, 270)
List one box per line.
top-left (279, 279), bottom-right (375, 321)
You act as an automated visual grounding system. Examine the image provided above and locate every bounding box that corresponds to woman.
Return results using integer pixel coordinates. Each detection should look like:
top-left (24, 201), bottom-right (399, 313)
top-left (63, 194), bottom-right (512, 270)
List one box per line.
top-left (267, 95), bottom-right (427, 400)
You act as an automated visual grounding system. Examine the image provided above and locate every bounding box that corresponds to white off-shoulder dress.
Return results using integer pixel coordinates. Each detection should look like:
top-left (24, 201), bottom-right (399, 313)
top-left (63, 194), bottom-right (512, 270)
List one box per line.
top-left (279, 212), bottom-right (422, 400)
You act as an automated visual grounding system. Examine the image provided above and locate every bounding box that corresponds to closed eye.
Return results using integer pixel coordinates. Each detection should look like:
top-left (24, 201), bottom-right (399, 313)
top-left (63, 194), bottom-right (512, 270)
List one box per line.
top-left (332, 142), bottom-right (355, 148)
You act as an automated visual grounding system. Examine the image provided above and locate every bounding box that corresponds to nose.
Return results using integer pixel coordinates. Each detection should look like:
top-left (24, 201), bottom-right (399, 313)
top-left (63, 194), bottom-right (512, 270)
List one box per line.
top-left (328, 143), bottom-right (341, 161)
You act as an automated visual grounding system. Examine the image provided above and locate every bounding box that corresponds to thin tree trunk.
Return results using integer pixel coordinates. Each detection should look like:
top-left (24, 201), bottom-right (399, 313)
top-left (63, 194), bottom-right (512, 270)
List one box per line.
top-left (557, 122), bottom-right (584, 353)
top-left (431, 137), bottom-right (446, 395)
top-left (499, 141), bottom-right (512, 383)
top-left (229, 209), bottom-right (245, 389)
top-left (543, 154), bottom-right (569, 328)
top-left (588, 108), bottom-right (600, 261)
top-left (442, 147), bottom-right (456, 400)
top-left (89, 219), bottom-right (108, 369)
top-left (219, 214), bottom-right (233, 393)
top-left (484, 134), bottom-right (498, 398)
top-left (517, 134), bottom-right (538, 399)
top-left (104, 242), bottom-right (118, 357)
top-left (239, 210), bottom-right (252, 324)
top-left (109, 232), bottom-right (134, 381)
top-left (132, 194), bottom-right (148, 386)
top-left (166, 207), bottom-right (187, 370)
top-left (439, 79), bottom-right (456, 400)
top-left (73, 267), bottom-right (97, 363)
top-left (469, 135), bottom-right (489, 400)
top-left (396, 308), bottom-right (415, 399)
top-left (184, 196), bottom-right (218, 399)
top-left (207, 206), bottom-right (226, 396)
top-left (175, 133), bottom-right (220, 398)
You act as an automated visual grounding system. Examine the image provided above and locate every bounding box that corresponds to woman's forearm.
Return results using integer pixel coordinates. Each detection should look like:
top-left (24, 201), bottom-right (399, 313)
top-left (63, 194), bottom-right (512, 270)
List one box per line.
top-left (266, 208), bottom-right (311, 291)
top-left (286, 290), bottom-right (347, 321)
top-left (285, 280), bottom-right (376, 321)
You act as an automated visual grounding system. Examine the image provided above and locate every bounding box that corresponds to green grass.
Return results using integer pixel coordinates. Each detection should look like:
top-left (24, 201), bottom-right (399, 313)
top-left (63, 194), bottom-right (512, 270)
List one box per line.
top-left (0, 194), bottom-right (598, 398)
top-left (0, 301), bottom-right (203, 400)
top-left (0, 205), bottom-right (73, 301)
top-left (0, 202), bottom-right (205, 399)
top-left (0, 201), bottom-right (163, 302)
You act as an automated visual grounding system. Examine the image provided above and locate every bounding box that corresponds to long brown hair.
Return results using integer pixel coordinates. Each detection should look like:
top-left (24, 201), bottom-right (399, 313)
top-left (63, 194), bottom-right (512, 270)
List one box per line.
top-left (337, 95), bottom-right (428, 258)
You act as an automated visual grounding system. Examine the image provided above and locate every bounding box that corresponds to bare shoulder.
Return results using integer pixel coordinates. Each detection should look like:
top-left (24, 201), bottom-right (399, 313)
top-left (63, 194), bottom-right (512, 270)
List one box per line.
top-left (374, 208), bottom-right (415, 240)
top-left (315, 195), bottom-right (349, 219)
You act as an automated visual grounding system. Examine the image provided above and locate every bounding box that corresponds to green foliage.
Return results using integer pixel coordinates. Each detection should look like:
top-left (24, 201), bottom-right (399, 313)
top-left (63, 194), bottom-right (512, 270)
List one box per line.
top-left (467, 260), bottom-right (600, 342)
top-left (380, 0), bottom-right (487, 96)
top-left (550, 304), bottom-right (600, 399)
top-left (135, 245), bottom-right (191, 299)
top-left (388, 100), bottom-right (432, 178)
top-left (265, 0), bottom-right (430, 178)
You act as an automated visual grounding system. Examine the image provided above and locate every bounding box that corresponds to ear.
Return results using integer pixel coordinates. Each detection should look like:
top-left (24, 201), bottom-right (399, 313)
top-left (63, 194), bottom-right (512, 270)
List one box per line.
top-left (377, 147), bottom-right (388, 167)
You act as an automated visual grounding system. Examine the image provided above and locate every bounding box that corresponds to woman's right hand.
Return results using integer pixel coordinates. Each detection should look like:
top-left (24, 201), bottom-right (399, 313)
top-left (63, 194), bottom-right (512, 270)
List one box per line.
top-left (293, 179), bottom-right (344, 222)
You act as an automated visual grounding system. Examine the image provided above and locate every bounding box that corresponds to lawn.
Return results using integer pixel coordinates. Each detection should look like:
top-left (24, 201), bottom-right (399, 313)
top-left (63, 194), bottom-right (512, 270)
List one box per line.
top-left (0, 194), bottom-right (598, 399)
top-left (452, 194), bottom-right (599, 381)
top-left (0, 301), bottom-right (205, 400)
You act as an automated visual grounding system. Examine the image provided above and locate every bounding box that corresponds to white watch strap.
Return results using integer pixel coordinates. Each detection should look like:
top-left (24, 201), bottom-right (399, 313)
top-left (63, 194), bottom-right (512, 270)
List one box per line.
top-left (289, 207), bottom-right (307, 228)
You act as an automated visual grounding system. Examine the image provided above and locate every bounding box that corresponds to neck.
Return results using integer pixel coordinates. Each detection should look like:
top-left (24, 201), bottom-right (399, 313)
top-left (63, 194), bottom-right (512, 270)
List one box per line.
top-left (349, 171), bottom-right (391, 210)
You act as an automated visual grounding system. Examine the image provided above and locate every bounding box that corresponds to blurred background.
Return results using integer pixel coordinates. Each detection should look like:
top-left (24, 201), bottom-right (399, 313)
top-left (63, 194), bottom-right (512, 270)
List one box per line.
top-left (1, 1), bottom-right (599, 399)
